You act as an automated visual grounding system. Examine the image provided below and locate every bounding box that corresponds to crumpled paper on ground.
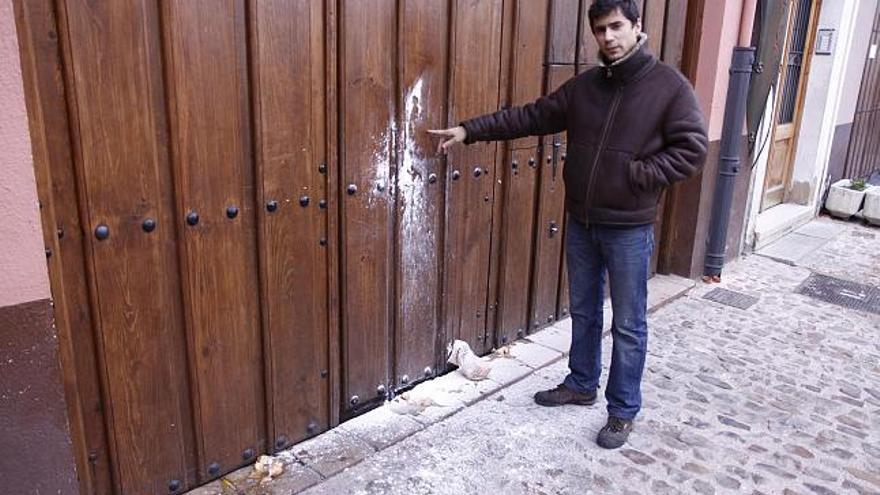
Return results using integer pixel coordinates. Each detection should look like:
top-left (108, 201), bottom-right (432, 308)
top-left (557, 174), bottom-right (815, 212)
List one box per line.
top-left (493, 345), bottom-right (512, 358)
top-left (447, 340), bottom-right (491, 381)
top-left (250, 455), bottom-right (284, 486)
top-left (388, 392), bottom-right (437, 415)
top-left (388, 380), bottom-right (468, 416)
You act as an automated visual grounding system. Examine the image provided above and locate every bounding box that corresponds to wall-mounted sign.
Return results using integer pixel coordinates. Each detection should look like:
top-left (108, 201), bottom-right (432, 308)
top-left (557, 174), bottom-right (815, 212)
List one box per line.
top-left (815, 28), bottom-right (835, 55)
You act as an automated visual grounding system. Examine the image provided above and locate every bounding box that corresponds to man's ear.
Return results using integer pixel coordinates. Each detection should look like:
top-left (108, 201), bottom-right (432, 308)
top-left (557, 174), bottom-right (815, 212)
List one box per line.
top-left (634, 18), bottom-right (642, 33)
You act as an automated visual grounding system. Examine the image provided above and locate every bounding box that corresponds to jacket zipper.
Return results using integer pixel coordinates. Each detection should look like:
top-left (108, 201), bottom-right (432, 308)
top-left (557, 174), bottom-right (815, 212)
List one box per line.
top-left (583, 86), bottom-right (623, 227)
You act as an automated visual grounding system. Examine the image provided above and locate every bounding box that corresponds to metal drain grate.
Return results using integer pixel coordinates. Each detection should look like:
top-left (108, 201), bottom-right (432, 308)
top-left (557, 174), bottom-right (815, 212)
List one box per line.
top-left (796, 273), bottom-right (880, 315)
top-left (703, 288), bottom-right (759, 310)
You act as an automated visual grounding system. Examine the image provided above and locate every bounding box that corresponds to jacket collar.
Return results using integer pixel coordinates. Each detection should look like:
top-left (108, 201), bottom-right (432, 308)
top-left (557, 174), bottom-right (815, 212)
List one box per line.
top-left (598, 33), bottom-right (656, 85)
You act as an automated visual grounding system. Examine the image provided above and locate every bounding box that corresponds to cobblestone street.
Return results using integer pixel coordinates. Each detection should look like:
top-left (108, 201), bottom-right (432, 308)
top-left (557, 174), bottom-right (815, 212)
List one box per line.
top-left (193, 218), bottom-right (880, 495)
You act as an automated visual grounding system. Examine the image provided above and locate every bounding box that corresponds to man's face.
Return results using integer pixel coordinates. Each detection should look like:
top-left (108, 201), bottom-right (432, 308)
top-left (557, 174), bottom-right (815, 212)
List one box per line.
top-left (591, 8), bottom-right (642, 62)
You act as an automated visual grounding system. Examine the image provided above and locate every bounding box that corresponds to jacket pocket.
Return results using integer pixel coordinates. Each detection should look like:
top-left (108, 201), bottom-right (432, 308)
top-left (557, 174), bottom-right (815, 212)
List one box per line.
top-left (627, 159), bottom-right (663, 208)
top-left (591, 148), bottom-right (659, 211)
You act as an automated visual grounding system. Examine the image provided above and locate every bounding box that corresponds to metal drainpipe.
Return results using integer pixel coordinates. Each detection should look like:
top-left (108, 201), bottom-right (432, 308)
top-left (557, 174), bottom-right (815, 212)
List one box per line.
top-left (703, 46), bottom-right (755, 280)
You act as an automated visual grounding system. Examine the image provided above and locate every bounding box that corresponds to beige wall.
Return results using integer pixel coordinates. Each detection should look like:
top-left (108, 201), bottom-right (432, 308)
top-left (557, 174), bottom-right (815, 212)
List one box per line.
top-left (0, 0), bottom-right (50, 307)
top-left (789, 0), bottom-right (866, 205)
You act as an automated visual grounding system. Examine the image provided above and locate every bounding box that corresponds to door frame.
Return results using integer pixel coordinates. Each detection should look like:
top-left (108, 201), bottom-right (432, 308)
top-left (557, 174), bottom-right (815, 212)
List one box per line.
top-left (760, 0), bottom-right (823, 211)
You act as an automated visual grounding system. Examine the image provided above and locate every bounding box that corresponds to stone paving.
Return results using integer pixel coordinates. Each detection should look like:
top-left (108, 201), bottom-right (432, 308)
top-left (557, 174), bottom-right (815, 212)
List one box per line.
top-left (798, 220), bottom-right (880, 288)
top-left (190, 218), bottom-right (880, 495)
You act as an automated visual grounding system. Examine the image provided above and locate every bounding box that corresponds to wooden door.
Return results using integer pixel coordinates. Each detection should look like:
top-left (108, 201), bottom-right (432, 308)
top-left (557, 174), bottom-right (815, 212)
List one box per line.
top-left (16, 1), bottom-right (695, 492)
top-left (843, 1), bottom-right (880, 180)
top-left (762, 0), bottom-right (819, 210)
top-left (21, 1), bottom-right (331, 491)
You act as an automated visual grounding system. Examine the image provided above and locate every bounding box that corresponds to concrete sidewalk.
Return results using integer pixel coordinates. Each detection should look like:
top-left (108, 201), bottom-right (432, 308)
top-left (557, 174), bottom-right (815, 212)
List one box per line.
top-left (191, 217), bottom-right (880, 495)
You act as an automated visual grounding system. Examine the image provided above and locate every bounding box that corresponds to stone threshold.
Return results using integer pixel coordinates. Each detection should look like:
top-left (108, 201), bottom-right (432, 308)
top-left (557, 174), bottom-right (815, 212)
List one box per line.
top-left (187, 274), bottom-right (695, 495)
top-left (755, 216), bottom-right (849, 266)
top-left (753, 203), bottom-right (815, 250)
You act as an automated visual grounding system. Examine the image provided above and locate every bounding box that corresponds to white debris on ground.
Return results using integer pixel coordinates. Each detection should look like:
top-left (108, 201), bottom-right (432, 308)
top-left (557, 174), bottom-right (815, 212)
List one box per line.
top-left (491, 344), bottom-right (512, 358)
top-left (251, 454), bottom-right (284, 486)
top-left (387, 392), bottom-right (436, 415)
top-left (387, 341), bottom-right (522, 417)
top-left (446, 340), bottom-right (491, 380)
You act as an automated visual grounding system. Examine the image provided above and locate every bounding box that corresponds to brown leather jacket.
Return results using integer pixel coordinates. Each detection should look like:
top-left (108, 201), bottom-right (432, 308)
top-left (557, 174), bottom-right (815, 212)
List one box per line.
top-left (461, 44), bottom-right (708, 226)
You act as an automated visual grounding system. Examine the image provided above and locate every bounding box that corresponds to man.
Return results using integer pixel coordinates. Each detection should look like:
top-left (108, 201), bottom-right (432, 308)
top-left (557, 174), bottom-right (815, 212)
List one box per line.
top-left (429, 0), bottom-right (707, 449)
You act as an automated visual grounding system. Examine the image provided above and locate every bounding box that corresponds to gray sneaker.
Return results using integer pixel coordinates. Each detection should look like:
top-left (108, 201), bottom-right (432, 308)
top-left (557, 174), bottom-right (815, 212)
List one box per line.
top-left (597, 416), bottom-right (633, 449)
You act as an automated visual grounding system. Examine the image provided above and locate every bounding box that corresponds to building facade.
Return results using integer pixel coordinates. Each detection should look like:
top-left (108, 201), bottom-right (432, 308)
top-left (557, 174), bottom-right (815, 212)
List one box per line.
top-left (744, 0), bottom-right (877, 250)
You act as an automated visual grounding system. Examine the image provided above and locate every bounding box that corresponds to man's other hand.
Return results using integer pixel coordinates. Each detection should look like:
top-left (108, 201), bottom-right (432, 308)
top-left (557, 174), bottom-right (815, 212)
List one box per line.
top-left (427, 126), bottom-right (467, 155)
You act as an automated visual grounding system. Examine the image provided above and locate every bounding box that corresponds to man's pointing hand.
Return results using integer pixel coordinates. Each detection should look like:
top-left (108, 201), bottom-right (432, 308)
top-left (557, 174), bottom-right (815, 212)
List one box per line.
top-left (427, 126), bottom-right (467, 155)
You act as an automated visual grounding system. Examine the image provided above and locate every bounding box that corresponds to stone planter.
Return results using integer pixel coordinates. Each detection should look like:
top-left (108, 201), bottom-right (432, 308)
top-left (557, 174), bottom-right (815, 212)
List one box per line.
top-left (825, 179), bottom-right (868, 219)
top-left (863, 186), bottom-right (880, 225)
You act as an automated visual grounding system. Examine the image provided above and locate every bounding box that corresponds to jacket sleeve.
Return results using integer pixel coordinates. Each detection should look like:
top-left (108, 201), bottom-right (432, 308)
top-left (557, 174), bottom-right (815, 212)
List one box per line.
top-left (460, 79), bottom-right (572, 144)
top-left (628, 80), bottom-right (708, 191)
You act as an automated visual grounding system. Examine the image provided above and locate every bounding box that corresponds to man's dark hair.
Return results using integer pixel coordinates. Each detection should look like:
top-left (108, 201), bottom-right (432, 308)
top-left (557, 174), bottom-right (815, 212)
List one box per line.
top-left (588, 0), bottom-right (640, 28)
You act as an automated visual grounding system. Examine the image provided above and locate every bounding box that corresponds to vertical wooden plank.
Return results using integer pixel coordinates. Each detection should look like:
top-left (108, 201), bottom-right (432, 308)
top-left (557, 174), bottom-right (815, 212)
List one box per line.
top-left (445, 0), bottom-right (504, 356)
top-left (252, 0), bottom-right (330, 450)
top-left (325, 0), bottom-right (343, 428)
top-left (162, 0), bottom-right (265, 478)
top-left (865, 6), bottom-right (879, 175)
top-left (13, 1), bottom-right (113, 492)
top-left (529, 0), bottom-right (576, 332)
top-left (845, 5), bottom-right (880, 179)
top-left (339, 0), bottom-right (396, 412)
top-left (533, 2), bottom-right (577, 330)
top-left (509, 0), bottom-right (551, 150)
top-left (484, 0), bottom-right (518, 351)
top-left (643, 0), bottom-right (667, 56)
top-left (548, 0), bottom-right (580, 64)
top-left (870, 9), bottom-right (880, 177)
top-left (496, 147), bottom-right (541, 344)
top-left (856, 25), bottom-right (879, 174)
top-left (247, 1), bottom-right (273, 456)
top-left (662, 0), bottom-right (689, 68)
top-left (58, 1), bottom-right (196, 492)
top-left (395, 0), bottom-right (449, 386)
top-left (530, 65), bottom-right (573, 332)
top-left (578, 0), bottom-right (601, 71)
top-left (552, 0), bottom-right (574, 302)
top-left (494, 0), bottom-right (549, 346)
top-left (646, 0), bottom-right (670, 275)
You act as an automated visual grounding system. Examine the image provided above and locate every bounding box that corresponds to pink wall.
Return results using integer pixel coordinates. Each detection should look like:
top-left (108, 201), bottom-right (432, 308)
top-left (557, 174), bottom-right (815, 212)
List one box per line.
top-left (0, 0), bottom-right (51, 307)
top-left (694, 0), bottom-right (750, 142)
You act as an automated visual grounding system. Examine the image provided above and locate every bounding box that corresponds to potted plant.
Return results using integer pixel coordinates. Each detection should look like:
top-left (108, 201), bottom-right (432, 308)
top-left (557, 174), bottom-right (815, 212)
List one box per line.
top-left (863, 179), bottom-right (880, 225)
top-left (825, 177), bottom-right (870, 219)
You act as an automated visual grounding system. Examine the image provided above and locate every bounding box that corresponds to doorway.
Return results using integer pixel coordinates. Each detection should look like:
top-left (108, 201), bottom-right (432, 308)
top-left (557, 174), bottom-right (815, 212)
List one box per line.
top-left (761, 0), bottom-right (821, 211)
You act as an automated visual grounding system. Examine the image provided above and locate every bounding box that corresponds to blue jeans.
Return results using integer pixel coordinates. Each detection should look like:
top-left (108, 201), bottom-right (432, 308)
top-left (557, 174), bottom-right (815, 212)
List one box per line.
top-left (562, 217), bottom-right (653, 420)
